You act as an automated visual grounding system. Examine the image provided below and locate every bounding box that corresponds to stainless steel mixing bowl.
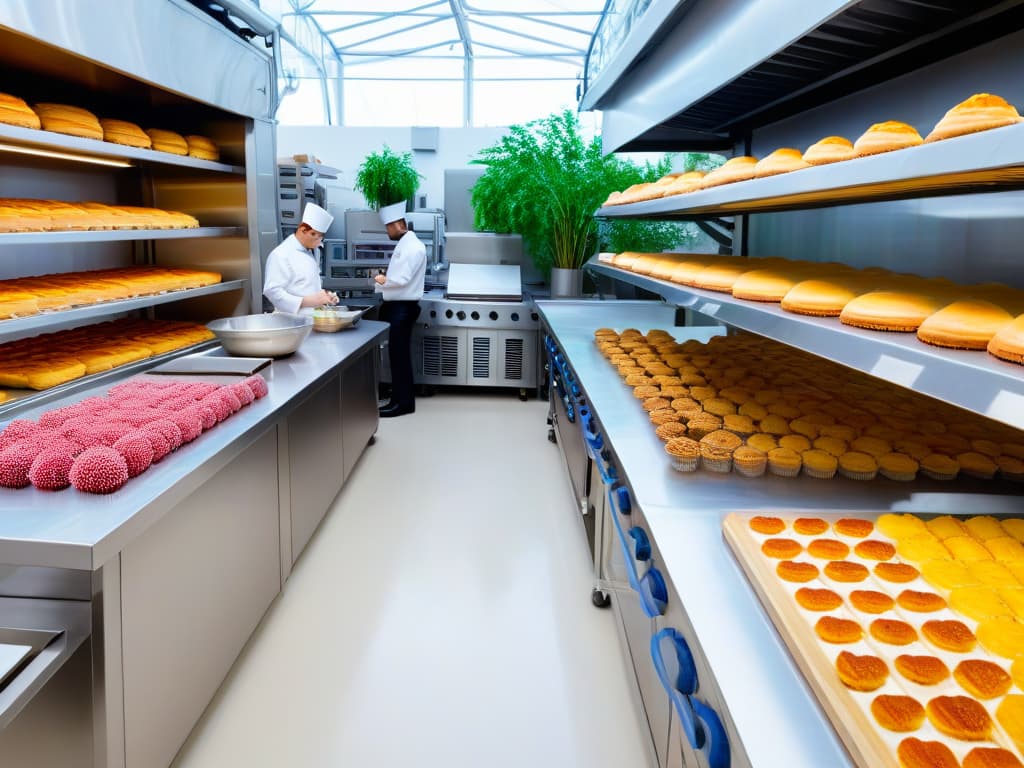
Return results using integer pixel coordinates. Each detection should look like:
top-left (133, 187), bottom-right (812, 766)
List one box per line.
top-left (207, 313), bottom-right (313, 357)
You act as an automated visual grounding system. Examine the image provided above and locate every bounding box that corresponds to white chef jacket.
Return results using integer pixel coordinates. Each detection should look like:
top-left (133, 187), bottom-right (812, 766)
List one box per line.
top-left (263, 234), bottom-right (323, 315)
top-left (376, 230), bottom-right (427, 301)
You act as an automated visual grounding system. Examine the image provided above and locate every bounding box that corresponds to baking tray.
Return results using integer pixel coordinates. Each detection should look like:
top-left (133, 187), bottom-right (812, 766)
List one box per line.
top-left (723, 510), bottom-right (1024, 768)
top-left (148, 355), bottom-right (271, 376)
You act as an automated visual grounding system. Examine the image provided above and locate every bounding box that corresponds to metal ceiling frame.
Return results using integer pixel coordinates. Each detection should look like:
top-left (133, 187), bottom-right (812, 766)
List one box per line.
top-left (274, 0), bottom-right (607, 126)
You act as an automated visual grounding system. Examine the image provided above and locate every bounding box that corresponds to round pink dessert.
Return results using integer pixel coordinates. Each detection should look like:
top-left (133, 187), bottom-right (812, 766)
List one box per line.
top-left (69, 447), bottom-right (129, 494)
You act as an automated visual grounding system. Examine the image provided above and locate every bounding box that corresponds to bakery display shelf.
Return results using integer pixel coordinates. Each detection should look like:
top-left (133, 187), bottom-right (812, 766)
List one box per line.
top-left (0, 339), bottom-right (219, 419)
top-left (0, 227), bottom-right (245, 245)
top-left (596, 122), bottom-right (1024, 219)
top-left (0, 122), bottom-right (244, 174)
top-left (586, 260), bottom-right (1024, 432)
top-left (0, 279), bottom-right (245, 343)
top-left (585, 0), bottom-right (1024, 153)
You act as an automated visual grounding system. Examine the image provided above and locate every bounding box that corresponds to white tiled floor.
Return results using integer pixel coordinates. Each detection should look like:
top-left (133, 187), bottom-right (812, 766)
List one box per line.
top-left (172, 392), bottom-right (652, 768)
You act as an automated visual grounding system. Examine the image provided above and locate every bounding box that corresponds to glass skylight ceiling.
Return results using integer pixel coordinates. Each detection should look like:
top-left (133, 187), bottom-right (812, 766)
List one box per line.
top-left (258, 0), bottom-right (607, 126)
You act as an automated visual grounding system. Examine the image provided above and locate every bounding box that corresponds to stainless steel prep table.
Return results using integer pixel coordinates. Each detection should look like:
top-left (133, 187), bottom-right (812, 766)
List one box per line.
top-left (0, 320), bottom-right (388, 571)
top-left (0, 320), bottom-right (387, 768)
top-left (537, 299), bottom-right (1022, 768)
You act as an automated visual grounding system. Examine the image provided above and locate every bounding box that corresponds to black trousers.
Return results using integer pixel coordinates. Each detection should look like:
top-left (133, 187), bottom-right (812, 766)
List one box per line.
top-left (380, 300), bottom-right (421, 408)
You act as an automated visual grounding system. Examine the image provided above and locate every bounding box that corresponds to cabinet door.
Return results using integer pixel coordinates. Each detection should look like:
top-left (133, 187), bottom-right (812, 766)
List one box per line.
top-left (340, 351), bottom-right (378, 479)
top-left (613, 587), bottom-right (664, 767)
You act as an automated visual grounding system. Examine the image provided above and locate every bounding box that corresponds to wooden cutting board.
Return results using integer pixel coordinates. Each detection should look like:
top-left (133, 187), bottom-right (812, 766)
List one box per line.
top-left (723, 510), bottom-right (1024, 768)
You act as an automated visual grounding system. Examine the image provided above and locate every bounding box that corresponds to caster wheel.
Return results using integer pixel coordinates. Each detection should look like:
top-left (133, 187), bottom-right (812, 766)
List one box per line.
top-left (367, 435), bottom-right (376, 446)
top-left (518, 388), bottom-right (528, 402)
top-left (547, 428), bottom-right (557, 444)
top-left (591, 589), bottom-right (611, 608)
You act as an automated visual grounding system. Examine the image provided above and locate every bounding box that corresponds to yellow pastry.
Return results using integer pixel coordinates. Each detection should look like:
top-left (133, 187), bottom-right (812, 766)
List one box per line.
top-left (753, 148), bottom-right (810, 178)
top-left (897, 536), bottom-right (952, 563)
top-left (966, 516), bottom-right (1009, 540)
top-left (945, 536), bottom-right (995, 561)
top-left (968, 560), bottom-right (1020, 587)
top-left (978, 617), bottom-right (1024, 659)
top-left (853, 120), bottom-right (924, 156)
top-left (927, 515), bottom-right (969, 540)
top-left (987, 537), bottom-right (1024, 563)
top-left (877, 513), bottom-right (929, 540)
top-left (996, 695), bottom-right (1024, 752)
top-left (922, 560), bottom-right (979, 590)
top-left (917, 299), bottom-right (1015, 350)
top-left (802, 135), bottom-right (856, 166)
top-left (949, 587), bottom-right (1013, 621)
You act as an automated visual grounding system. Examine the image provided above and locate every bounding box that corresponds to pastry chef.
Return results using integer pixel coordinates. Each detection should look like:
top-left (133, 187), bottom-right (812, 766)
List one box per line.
top-left (263, 202), bottom-right (339, 315)
top-left (374, 201), bottom-right (426, 418)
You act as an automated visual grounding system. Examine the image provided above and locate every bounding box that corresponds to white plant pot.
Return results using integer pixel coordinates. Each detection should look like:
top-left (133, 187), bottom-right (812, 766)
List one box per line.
top-left (550, 267), bottom-right (584, 298)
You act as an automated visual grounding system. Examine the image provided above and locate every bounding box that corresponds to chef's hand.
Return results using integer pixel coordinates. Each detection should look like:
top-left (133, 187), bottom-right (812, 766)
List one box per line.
top-left (374, 273), bottom-right (387, 285)
top-left (300, 289), bottom-right (337, 308)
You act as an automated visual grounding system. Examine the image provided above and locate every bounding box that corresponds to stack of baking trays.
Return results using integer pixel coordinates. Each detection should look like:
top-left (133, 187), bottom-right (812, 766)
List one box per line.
top-left (725, 510), bottom-right (1024, 768)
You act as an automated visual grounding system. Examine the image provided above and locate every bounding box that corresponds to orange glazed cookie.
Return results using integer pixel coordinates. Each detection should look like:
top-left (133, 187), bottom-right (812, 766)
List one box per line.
top-left (954, 659), bottom-right (1012, 699)
top-left (824, 561), bottom-right (869, 582)
top-left (807, 539), bottom-right (851, 560)
top-left (794, 587), bottom-right (843, 611)
top-left (777, 560), bottom-right (819, 583)
top-left (897, 738), bottom-right (959, 768)
top-left (895, 655), bottom-right (950, 686)
top-left (871, 618), bottom-right (918, 646)
top-left (836, 650), bottom-right (889, 692)
top-left (922, 619), bottom-right (977, 653)
top-left (872, 694), bottom-right (926, 732)
top-left (897, 590), bottom-right (948, 613)
top-left (815, 616), bottom-right (863, 644)
top-left (963, 747), bottom-right (1024, 768)
top-left (875, 562), bottom-right (920, 583)
top-left (849, 589), bottom-right (895, 614)
top-left (855, 540), bottom-right (896, 561)
top-left (926, 695), bottom-right (993, 740)
top-left (761, 538), bottom-right (802, 559)
top-left (835, 518), bottom-right (874, 538)
top-left (793, 517), bottom-right (829, 535)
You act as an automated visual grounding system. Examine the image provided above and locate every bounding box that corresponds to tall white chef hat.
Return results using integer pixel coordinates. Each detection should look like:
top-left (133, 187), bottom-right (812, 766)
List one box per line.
top-left (379, 201), bottom-right (407, 226)
top-left (301, 202), bottom-right (334, 233)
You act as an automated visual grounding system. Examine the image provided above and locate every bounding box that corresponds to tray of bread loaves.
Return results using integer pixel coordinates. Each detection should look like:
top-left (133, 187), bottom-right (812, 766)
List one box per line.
top-left (724, 511), bottom-right (1024, 768)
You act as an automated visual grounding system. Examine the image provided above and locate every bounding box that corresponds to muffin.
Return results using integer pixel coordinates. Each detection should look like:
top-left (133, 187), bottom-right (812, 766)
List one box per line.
top-left (732, 445), bottom-right (768, 478)
top-left (759, 415), bottom-right (792, 436)
top-left (664, 436), bottom-right (701, 472)
top-left (838, 451), bottom-right (880, 481)
top-left (686, 413), bottom-right (723, 440)
top-left (802, 449), bottom-right (839, 479)
top-left (747, 433), bottom-right (778, 453)
top-left (700, 430), bottom-right (743, 473)
top-left (767, 447), bottom-right (802, 478)
top-left (703, 398), bottom-right (737, 417)
top-left (722, 413), bottom-right (756, 437)
top-left (814, 436), bottom-right (849, 457)
top-left (957, 452), bottom-right (999, 480)
top-left (921, 454), bottom-right (960, 481)
top-left (655, 422), bottom-right (688, 442)
top-left (878, 452), bottom-right (920, 482)
top-left (779, 435), bottom-right (812, 453)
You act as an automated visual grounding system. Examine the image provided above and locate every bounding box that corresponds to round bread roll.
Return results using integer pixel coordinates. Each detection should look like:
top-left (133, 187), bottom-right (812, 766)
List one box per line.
top-left (34, 102), bottom-right (103, 141)
top-left (853, 120), bottom-right (924, 156)
top-left (700, 156), bottom-right (758, 188)
top-left (925, 93), bottom-right (1023, 142)
top-left (145, 128), bottom-right (189, 155)
top-left (753, 148), bottom-right (810, 178)
top-left (100, 118), bottom-right (152, 149)
top-left (918, 299), bottom-right (1015, 349)
top-left (802, 135), bottom-right (855, 165)
top-left (185, 134), bottom-right (219, 161)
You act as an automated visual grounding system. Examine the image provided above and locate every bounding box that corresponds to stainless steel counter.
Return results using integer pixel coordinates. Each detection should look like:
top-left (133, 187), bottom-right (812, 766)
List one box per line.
top-left (0, 320), bottom-right (388, 572)
top-left (537, 299), bottom-right (1022, 768)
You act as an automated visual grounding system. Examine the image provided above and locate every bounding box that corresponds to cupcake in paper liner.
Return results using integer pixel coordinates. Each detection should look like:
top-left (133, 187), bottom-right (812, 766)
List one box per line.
top-left (700, 430), bottom-right (742, 473)
top-left (838, 450), bottom-right (878, 481)
top-left (767, 447), bottom-right (802, 478)
top-left (732, 446), bottom-right (767, 478)
top-left (664, 436), bottom-right (700, 473)
top-left (801, 449), bottom-right (838, 480)
top-left (920, 453), bottom-right (959, 481)
top-left (878, 452), bottom-right (919, 482)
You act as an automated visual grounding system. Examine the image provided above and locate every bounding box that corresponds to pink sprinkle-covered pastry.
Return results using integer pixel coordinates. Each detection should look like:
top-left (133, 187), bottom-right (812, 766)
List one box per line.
top-left (201, 394), bottom-right (232, 422)
top-left (69, 447), bottom-right (129, 494)
top-left (29, 445), bottom-right (79, 490)
top-left (0, 443), bottom-right (37, 488)
top-left (140, 426), bottom-right (171, 462)
top-left (231, 382), bottom-right (255, 406)
top-left (0, 419), bottom-right (40, 450)
top-left (169, 411), bottom-right (202, 443)
top-left (243, 375), bottom-right (269, 399)
top-left (149, 419), bottom-right (183, 451)
top-left (112, 433), bottom-right (154, 478)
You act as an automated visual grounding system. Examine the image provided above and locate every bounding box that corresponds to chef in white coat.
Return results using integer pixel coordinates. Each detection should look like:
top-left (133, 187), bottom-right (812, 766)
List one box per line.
top-left (374, 201), bottom-right (426, 418)
top-left (263, 202), bottom-right (339, 314)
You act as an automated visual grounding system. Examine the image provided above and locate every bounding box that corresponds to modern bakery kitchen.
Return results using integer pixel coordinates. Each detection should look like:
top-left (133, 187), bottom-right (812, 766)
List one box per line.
top-left (1, 2), bottom-right (1024, 768)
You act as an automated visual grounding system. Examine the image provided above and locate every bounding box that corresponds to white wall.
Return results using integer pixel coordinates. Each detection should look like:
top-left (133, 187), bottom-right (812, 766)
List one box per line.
top-left (275, 126), bottom-right (509, 213)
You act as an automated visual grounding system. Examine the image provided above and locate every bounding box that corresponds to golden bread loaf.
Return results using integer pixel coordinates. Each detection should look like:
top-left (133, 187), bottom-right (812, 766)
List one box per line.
top-left (700, 156), bottom-right (758, 188)
top-left (988, 314), bottom-right (1024, 365)
top-left (100, 118), bottom-right (152, 149)
top-left (34, 103), bottom-right (103, 141)
top-left (853, 120), bottom-right (924, 156)
top-left (839, 289), bottom-right (947, 332)
top-left (917, 299), bottom-right (1016, 349)
top-left (145, 128), bottom-right (189, 155)
top-left (753, 148), bottom-right (810, 178)
top-left (661, 171), bottom-right (705, 196)
top-left (185, 134), bottom-right (220, 161)
top-left (925, 93), bottom-right (1023, 142)
top-left (0, 92), bottom-right (41, 130)
top-left (802, 135), bottom-right (855, 165)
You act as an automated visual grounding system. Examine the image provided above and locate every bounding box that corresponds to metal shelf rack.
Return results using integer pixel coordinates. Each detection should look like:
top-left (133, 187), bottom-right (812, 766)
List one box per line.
top-left (0, 279), bottom-right (245, 343)
top-left (0, 227), bottom-right (245, 245)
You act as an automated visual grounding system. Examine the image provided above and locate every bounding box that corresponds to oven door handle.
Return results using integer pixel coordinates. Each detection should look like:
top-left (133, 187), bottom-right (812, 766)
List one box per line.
top-left (650, 627), bottom-right (699, 748)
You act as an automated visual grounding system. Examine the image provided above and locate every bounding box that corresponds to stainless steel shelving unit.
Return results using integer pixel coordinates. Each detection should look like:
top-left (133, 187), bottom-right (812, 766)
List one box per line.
top-left (0, 279), bottom-right (246, 342)
top-left (588, 260), bottom-right (1024, 430)
top-left (0, 227), bottom-right (245, 245)
top-left (596, 122), bottom-right (1024, 218)
top-left (0, 122), bottom-right (245, 175)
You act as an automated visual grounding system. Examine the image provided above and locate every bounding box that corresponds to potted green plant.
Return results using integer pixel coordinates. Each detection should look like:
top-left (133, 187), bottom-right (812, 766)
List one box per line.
top-left (354, 146), bottom-right (422, 225)
top-left (471, 110), bottom-right (698, 297)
